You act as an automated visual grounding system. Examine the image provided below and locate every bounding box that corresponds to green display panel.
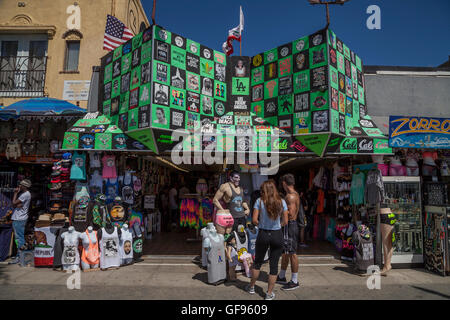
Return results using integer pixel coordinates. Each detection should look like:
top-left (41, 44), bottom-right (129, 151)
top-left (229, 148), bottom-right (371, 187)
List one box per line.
top-left (328, 29), bottom-right (369, 135)
top-left (61, 114), bottom-right (152, 151)
top-left (98, 25), bottom-right (390, 156)
top-left (250, 29), bottom-right (329, 136)
top-left (101, 26), bottom-right (153, 135)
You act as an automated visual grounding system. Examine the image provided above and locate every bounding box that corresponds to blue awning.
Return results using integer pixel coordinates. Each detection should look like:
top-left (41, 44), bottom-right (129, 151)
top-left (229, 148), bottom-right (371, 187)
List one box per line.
top-left (1, 97), bottom-right (86, 115)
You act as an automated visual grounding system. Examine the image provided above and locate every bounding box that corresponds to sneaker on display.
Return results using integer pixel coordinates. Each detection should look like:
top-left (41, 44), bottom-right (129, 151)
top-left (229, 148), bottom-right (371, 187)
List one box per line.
top-left (281, 280), bottom-right (299, 291)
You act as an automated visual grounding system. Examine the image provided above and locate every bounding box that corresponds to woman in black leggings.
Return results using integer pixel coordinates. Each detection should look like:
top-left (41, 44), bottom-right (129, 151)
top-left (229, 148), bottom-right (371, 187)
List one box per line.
top-left (245, 180), bottom-right (288, 300)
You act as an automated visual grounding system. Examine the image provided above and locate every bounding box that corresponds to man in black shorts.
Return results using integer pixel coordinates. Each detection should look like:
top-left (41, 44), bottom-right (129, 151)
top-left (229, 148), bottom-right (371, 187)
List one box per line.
top-left (277, 174), bottom-right (300, 290)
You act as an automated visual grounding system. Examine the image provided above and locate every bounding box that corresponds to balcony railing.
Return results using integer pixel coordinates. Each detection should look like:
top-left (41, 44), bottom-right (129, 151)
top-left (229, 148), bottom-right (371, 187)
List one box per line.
top-left (0, 55), bottom-right (47, 97)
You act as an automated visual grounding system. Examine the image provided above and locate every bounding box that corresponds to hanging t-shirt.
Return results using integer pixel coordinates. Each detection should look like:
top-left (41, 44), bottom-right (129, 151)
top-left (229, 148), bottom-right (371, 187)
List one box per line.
top-left (36, 141), bottom-right (50, 156)
top-left (350, 172), bottom-right (366, 205)
top-left (90, 170), bottom-right (104, 189)
top-left (39, 121), bottom-right (53, 141)
top-left (72, 202), bottom-right (94, 232)
top-left (11, 120), bottom-right (27, 141)
top-left (105, 179), bottom-right (119, 204)
top-left (70, 152), bottom-right (87, 180)
top-left (102, 155), bottom-right (117, 179)
top-left (26, 120), bottom-right (40, 140)
top-left (119, 172), bottom-right (135, 205)
top-left (75, 182), bottom-right (90, 201)
top-left (0, 120), bottom-right (12, 137)
top-left (131, 223), bottom-right (143, 260)
top-left (100, 227), bottom-right (121, 269)
top-left (108, 203), bottom-right (127, 228)
top-left (90, 152), bottom-right (102, 168)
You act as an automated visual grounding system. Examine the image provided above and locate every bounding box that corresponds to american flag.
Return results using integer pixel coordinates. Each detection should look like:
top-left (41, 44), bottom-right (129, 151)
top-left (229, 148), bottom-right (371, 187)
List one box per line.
top-left (103, 15), bottom-right (134, 51)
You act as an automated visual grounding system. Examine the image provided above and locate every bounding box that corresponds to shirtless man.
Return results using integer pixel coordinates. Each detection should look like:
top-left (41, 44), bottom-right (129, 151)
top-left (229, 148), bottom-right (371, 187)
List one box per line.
top-left (277, 173), bottom-right (300, 290)
top-left (213, 171), bottom-right (250, 233)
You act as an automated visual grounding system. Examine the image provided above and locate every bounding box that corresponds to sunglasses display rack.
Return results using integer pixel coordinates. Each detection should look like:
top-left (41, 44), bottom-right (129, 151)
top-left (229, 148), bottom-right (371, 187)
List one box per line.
top-left (382, 176), bottom-right (423, 265)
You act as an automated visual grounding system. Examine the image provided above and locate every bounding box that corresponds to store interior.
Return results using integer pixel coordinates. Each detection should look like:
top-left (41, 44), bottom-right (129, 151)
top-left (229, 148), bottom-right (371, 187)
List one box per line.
top-left (1, 147), bottom-right (449, 272)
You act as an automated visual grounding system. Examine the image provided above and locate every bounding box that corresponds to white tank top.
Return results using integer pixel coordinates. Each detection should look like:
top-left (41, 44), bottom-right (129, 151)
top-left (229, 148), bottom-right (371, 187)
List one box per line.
top-left (100, 227), bottom-right (120, 269)
top-left (233, 231), bottom-right (249, 260)
top-left (62, 232), bottom-right (81, 266)
top-left (120, 228), bottom-right (134, 260)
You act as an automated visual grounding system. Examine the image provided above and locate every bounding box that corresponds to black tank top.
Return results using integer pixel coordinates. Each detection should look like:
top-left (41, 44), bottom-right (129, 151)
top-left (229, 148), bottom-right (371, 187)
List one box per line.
top-left (228, 183), bottom-right (245, 218)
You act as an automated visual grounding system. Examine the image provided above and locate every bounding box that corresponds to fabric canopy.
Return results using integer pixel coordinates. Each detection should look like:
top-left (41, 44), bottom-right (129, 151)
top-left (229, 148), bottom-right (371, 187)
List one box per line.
top-left (1, 98), bottom-right (85, 115)
top-left (61, 113), bottom-right (152, 151)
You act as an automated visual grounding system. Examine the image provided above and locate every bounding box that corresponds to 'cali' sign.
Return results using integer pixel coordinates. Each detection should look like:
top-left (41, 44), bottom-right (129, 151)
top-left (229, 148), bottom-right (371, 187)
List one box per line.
top-left (389, 116), bottom-right (450, 149)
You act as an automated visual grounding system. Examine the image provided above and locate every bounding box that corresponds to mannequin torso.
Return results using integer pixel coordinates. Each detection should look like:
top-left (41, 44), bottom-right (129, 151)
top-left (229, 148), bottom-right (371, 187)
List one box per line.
top-left (99, 224), bottom-right (121, 269)
top-left (203, 228), bottom-right (226, 284)
top-left (120, 224), bottom-right (134, 265)
top-left (61, 226), bottom-right (81, 270)
top-left (80, 226), bottom-right (99, 270)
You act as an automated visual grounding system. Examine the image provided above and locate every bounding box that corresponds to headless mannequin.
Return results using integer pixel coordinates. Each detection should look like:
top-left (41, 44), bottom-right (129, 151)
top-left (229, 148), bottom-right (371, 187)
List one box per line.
top-left (213, 172), bottom-right (250, 233)
top-left (120, 223), bottom-right (134, 266)
top-left (80, 226), bottom-right (99, 270)
top-left (200, 222), bottom-right (215, 268)
top-left (203, 225), bottom-right (226, 285)
top-left (371, 155), bottom-right (388, 176)
top-left (389, 154), bottom-right (405, 176)
top-left (98, 223), bottom-right (122, 270)
top-left (390, 155), bottom-right (402, 166)
top-left (196, 178), bottom-right (208, 198)
top-left (61, 226), bottom-right (81, 271)
top-left (380, 207), bottom-right (394, 275)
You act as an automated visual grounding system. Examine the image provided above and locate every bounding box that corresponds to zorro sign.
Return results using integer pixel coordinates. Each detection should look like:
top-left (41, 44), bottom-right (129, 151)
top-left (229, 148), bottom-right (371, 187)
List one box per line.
top-left (389, 116), bottom-right (450, 149)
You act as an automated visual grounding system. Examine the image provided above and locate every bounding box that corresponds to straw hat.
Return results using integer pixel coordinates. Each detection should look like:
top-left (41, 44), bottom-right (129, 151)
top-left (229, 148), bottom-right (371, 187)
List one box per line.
top-left (380, 207), bottom-right (392, 214)
top-left (19, 179), bottom-right (32, 188)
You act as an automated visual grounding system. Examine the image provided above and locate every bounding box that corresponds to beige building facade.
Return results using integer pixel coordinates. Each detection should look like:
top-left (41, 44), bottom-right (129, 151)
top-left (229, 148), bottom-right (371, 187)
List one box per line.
top-left (0, 0), bottom-right (150, 109)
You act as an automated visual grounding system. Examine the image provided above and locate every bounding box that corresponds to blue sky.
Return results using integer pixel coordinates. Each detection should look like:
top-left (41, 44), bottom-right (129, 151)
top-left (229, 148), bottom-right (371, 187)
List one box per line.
top-left (141, 0), bottom-right (450, 67)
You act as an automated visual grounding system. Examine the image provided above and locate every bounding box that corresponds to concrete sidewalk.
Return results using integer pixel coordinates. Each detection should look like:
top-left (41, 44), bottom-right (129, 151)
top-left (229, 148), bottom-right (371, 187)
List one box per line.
top-left (1, 256), bottom-right (449, 300)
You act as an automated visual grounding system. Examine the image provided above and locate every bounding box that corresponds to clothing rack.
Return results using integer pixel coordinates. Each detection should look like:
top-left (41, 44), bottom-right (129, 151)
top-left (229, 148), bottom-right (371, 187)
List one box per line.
top-left (180, 195), bottom-right (213, 242)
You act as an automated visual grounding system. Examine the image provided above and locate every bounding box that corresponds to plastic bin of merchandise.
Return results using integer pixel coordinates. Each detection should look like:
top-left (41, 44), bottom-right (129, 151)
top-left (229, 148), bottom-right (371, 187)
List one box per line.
top-left (382, 176), bottom-right (423, 265)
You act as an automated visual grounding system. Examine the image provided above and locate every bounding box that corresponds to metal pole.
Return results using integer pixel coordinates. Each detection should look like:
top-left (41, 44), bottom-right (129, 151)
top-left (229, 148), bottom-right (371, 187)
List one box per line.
top-left (326, 3), bottom-right (330, 26)
top-left (152, 0), bottom-right (156, 25)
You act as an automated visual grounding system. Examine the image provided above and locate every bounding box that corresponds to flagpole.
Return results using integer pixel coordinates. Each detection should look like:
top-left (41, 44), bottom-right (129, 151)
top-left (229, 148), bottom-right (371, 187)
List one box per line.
top-left (240, 5), bottom-right (243, 56)
top-left (152, 0), bottom-right (156, 25)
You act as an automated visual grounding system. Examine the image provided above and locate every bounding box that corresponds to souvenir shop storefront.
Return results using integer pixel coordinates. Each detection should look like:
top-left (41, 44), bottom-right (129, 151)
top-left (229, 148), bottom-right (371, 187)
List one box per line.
top-left (5, 23), bottom-right (430, 274)
top-left (0, 109), bottom-right (83, 262)
top-left (29, 22), bottom-right (404, 273)
top-left (22, 113), bottom-right (179, 270)
top-left (388, 115), bottom-right (450, 275)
